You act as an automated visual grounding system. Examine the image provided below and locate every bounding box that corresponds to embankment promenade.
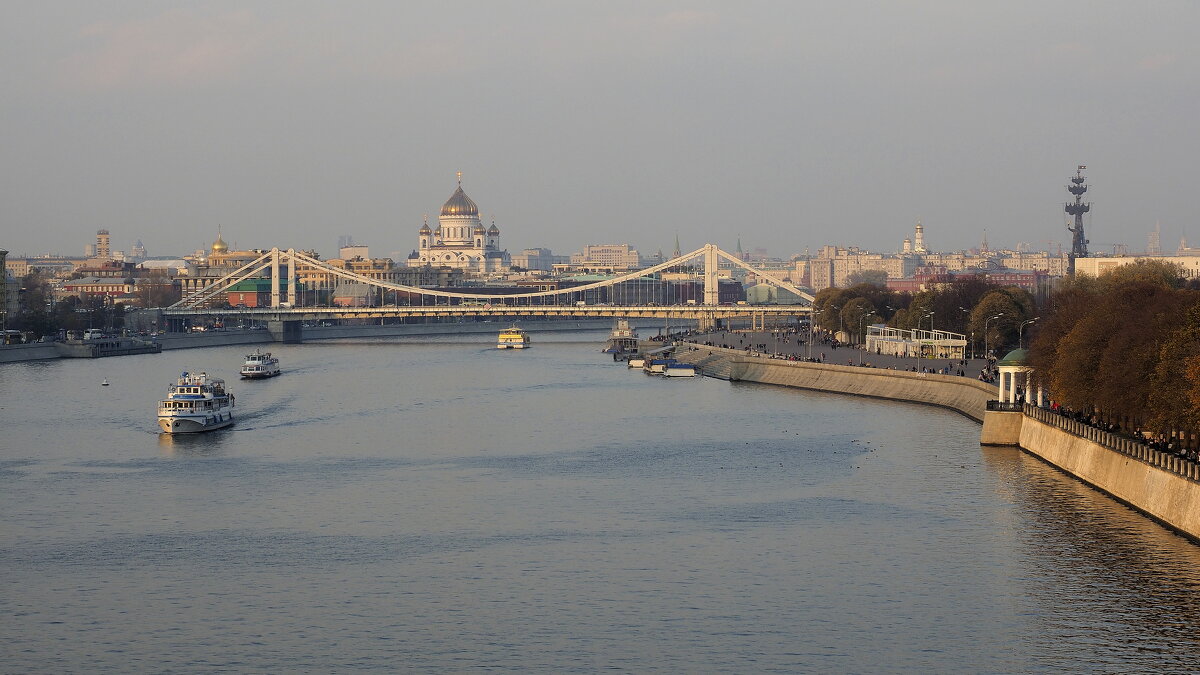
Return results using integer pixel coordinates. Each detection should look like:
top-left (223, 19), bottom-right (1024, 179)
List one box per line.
top-left (674, 345), bottom-right (994, 421)
top-left (676, 344), bottom-right (1200, 542)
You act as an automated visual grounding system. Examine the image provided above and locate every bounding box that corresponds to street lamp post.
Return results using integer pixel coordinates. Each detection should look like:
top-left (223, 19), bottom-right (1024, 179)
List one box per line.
top-left (984, 313), bottom-right (1004, 361)
top-left (807, 309), bottom-right (820, 361)
top-left (927, 310), bottom-right (936, 361)
top-left (1019, 317), bottom-right (1039, 349)
top-left (917, 310), bottom-right (934, 372)
top-left (858, 312), bottom-right (871, 366)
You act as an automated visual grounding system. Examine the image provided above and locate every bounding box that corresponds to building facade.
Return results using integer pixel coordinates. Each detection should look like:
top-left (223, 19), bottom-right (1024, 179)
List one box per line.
top-left (511, 248), bottom-right (567, 271)
top-left (1075, 254), bottom-right (1200, 281)
top-left (569, 244), bottom-right (642, 271)
top-left (802, 223), bottom-right (1070, 292)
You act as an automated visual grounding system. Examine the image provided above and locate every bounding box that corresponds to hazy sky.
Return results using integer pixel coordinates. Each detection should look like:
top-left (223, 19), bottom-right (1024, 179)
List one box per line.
top-left (3, 1), bottom-right (1198, 260)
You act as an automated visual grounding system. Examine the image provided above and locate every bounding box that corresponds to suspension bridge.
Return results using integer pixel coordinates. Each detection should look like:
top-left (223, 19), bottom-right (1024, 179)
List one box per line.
top-left (162, 244), bottom-right (814, 340)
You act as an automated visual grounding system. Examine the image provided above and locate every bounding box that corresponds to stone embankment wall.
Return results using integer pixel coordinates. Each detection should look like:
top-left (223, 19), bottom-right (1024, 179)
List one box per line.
top-left (674, 346), bottom-right (995, 422)
top-left (1015, 413), bottom-right (1200, 540)
top-left (0, 342), bottom-right (60, 363)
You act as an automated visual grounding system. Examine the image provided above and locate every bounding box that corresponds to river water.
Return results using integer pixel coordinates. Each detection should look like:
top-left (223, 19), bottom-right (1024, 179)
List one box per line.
top-left (3, 331), bottom-right (1200, 673)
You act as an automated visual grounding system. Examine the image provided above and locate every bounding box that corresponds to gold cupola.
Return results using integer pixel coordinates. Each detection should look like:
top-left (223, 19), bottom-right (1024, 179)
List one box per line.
top-left (440, 173), bottom-right (479, 217)
top-left (211, 229), bottom-right (229, 254)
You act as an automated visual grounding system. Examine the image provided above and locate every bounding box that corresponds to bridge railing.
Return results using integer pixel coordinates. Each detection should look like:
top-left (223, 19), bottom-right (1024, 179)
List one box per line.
top-left (985, 400), bottom-right (1023, 412)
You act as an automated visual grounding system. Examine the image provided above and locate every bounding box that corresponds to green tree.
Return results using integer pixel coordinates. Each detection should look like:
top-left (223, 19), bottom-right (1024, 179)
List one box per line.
top-left (969, 291), bottom-right (1027, 357)
top-left (839, 297), bottom-right (878, 344)
top-left (812, 287), bottom-right (853, 332)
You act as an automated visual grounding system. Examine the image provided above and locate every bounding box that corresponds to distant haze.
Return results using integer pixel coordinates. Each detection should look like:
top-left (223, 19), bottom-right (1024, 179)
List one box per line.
top-left (3, 1), bottom-right (1197, 259)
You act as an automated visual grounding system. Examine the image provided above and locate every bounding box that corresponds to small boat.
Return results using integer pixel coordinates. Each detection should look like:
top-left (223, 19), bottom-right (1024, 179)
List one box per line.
top-left (101, 379), bottom-right (110, 386)
top-left (157, 371), bottom-right (235, 434)
top-left (664, 363), bottom-right (697, 377)
top-left (497, 326), bottom-right (530, 349)
top-left (241, 349), bottom-right (281, 378)
top-left (626, 356), bottom-right (646, 368)
top-left (643, 358), bottom-right (676, 375)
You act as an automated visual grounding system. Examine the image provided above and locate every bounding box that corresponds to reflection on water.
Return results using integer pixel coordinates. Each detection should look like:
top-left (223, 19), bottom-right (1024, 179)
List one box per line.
top-left (156, 430), bottom-right (234, 456)
top-left (981, 447), bottom-right (1200, 669)
top-left (2, 333), bottom-right (1200, 672)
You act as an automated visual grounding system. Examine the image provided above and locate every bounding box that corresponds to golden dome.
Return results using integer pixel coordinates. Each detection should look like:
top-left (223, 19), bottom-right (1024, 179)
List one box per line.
top-left (441, 184), bottom-right (479, 217)
top-left (211, 232), bottom-right (229, 254)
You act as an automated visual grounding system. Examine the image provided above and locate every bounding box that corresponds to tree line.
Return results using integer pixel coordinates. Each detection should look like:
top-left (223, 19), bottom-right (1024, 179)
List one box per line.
top-left (811, 274), bottom-right (1036, 356)
top-left (1027, 260), bottom-right (1200, 438)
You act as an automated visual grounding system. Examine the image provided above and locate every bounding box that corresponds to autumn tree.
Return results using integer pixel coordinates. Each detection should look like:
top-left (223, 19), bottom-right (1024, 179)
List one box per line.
top-left (1091, 280), bottom-right (1188, 425)
top-left (1028, 259), bottom-right (1195, 428)
top-left (1148, 301), bottom-right (1200, 434)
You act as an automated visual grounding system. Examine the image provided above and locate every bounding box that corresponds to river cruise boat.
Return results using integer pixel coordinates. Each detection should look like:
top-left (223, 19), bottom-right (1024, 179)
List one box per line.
top-left (497, 326), bottom-right (530, 349)
top-left (603, 319), bottom-right (640, 354)
top-left (240, 349), bottom-right (281, 378)
top-left (157, 371), bottom-right (235, 434)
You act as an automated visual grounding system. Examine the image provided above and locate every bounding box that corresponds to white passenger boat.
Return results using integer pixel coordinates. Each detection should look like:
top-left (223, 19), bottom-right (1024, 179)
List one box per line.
top-left (157, 371), bottom-right (235, 434)
top-left (241, 349), bottom-right (281, 378)
top-left (626, 356), bottom-right (646, 368)
top-left (664, 363), bottom-right (697, 377)
top-left (497, 326), bottom-right (530, 349)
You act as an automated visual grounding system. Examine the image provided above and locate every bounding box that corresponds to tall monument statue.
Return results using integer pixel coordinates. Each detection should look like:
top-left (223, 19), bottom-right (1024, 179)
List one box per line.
top-left (1065, 165), bottom-right (1090, 276)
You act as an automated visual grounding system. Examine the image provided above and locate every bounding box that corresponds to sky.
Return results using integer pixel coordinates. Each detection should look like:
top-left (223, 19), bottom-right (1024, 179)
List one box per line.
top-left (3, 1), bottom-right (1198, 261)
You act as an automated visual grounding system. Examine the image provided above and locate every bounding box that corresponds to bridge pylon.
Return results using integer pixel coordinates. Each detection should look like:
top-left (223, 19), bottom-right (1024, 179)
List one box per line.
top-left (703, 244), bottom-right (720, 306)
top-left (271, 248), bottom-right (281, 308)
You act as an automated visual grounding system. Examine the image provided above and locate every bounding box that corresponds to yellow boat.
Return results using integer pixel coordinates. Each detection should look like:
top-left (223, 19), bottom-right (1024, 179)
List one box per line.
top-left (497, 326), bottom-right (530, 349)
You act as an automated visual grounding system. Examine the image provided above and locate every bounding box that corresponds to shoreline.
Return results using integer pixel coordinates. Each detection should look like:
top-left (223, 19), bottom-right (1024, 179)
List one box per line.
top-left (0, 318), bottom-right (626, 364)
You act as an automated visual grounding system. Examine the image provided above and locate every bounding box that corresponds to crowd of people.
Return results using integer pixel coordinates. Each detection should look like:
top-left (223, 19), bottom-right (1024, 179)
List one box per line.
top-left (1047, 402), bottom-right (1199, 463)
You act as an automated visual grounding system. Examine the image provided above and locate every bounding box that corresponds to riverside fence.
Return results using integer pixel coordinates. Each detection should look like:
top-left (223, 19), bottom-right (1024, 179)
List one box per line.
top-left (1020, 403), bottom-right (1200, 483)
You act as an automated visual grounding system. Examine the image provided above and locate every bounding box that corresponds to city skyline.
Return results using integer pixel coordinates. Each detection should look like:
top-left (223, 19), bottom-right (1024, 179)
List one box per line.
top-left (3, 2), bottom-right (1198, 259)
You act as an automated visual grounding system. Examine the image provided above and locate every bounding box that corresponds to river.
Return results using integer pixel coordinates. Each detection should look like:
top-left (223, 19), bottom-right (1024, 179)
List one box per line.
top-left (3, 330), bottom-right (1200, 672)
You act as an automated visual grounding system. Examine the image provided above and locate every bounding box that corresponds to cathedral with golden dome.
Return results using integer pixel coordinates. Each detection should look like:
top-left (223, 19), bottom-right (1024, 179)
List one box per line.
top-left (408, 174), bottom-right (510, 273)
